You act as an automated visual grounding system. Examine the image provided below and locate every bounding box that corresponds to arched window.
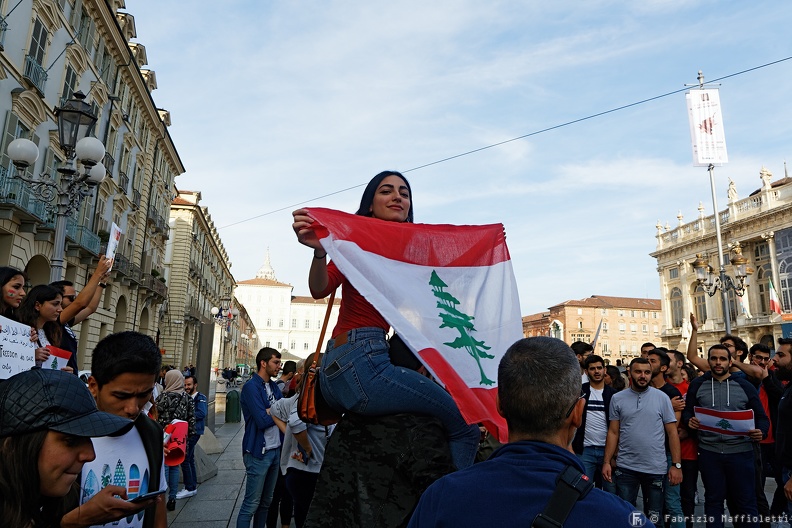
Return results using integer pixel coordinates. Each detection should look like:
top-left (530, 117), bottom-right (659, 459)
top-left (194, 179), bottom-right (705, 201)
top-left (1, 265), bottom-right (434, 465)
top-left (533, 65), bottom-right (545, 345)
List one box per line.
top-left (694, 284), bottom-right (707, 324)
top-left (780, 257), bottom-right (792, 312)
top-left (670, 288), bottom-right (683, 328)
top-left (757, 265), bottom-right (771, 315)
top-left (551, 322), bottom-right (562, 340)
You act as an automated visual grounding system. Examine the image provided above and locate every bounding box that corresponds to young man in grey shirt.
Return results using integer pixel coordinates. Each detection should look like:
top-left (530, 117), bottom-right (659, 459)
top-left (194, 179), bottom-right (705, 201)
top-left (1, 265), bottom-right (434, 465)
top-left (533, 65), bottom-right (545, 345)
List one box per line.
top-left (603, 357), bottom-right (682, 527)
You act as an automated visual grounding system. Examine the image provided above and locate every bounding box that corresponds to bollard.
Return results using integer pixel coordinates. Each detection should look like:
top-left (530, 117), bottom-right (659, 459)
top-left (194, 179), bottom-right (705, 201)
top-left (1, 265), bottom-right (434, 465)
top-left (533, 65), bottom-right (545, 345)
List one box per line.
top-left (225, 388), bottom-right (242, 423)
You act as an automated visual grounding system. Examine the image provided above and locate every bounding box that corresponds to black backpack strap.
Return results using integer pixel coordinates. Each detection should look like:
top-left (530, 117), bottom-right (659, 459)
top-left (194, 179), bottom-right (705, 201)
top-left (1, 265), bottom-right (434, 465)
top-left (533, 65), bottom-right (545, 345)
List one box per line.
top-left (532, 465), bottom-right (594, 528)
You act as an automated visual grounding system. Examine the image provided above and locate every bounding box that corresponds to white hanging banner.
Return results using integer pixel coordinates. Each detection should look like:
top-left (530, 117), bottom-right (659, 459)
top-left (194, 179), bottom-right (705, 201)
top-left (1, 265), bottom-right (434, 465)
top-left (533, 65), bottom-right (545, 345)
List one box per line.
top-left (686, 88), bottom-right (728, 167)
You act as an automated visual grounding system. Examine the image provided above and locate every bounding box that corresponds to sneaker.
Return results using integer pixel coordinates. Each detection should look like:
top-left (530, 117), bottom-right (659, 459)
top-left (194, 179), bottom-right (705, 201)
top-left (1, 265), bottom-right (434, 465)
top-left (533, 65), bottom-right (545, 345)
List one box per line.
top-left (167, 499), bottom-right (176, 511)
top-left (176, 488), bottom-right (197, 499)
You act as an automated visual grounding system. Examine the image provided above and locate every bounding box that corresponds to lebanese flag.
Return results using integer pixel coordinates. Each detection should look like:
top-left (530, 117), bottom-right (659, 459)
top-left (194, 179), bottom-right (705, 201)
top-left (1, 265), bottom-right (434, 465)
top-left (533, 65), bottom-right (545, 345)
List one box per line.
top-left (769, 279), bottom-right (783, 314)
top-left (307, 208), bottom-right (523, 442)
top-left (694, 406), bottom-right (755, 436)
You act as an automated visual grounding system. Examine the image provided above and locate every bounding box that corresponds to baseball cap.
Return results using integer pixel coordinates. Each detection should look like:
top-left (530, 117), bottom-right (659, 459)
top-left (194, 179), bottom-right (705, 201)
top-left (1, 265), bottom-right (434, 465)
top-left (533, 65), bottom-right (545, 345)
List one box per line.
top-left (0, 369), bottom-right (134, 438)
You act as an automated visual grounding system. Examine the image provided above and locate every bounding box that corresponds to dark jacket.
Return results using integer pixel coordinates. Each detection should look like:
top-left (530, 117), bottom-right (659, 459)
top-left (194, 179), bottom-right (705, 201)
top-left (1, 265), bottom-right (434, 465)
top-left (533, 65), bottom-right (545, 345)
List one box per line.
top-left (241, 372), bottom-right (283, 459)
top-left (136, 414), bottom-right (164, 528)
top-left (682, 371), bottom-right (769, 454)
top-left (191, 391), bottom-right (208, 436)
top-left (775, 383), bottom-right (792, 467)
top-left (408, 441), bottom-right (651, 528)
top-left (572, 382), bottom-right (616, 454)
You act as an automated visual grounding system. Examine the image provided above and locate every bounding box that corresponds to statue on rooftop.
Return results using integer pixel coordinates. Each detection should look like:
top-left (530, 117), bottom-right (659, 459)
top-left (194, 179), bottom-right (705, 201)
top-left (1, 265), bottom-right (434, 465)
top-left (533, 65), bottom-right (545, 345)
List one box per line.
top-left (727, 178), bottom-right (738, 202)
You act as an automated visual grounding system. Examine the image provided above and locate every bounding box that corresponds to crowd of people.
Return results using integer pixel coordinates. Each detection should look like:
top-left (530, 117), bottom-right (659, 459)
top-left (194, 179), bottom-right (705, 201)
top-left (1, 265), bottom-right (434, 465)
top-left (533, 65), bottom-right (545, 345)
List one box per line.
top-left (5, 168), bottom-right (792, 528)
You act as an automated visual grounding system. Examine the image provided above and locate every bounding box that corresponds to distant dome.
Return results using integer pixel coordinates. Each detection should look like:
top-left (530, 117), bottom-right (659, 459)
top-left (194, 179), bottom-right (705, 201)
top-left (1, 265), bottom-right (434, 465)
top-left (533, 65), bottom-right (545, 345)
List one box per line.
top-left (255, 248), bottom-right (276, 280)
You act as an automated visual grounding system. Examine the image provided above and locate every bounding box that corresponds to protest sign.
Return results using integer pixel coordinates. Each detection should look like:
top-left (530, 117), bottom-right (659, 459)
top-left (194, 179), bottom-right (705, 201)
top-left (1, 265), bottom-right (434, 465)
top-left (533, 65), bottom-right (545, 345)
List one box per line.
top-left (0, 315), bottom-right (37, 379)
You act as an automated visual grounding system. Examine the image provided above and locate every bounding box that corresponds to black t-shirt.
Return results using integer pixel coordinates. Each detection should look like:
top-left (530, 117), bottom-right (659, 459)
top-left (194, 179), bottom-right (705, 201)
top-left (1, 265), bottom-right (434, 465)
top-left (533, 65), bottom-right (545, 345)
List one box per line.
top-left (60, 321), bottom-right (79, 374)
top-left (658, 382), bottom-right (682, 453)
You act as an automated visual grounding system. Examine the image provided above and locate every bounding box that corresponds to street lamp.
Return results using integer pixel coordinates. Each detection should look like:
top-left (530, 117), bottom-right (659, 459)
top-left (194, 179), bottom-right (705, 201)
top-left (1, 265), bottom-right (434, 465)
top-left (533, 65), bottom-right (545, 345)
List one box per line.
top-left (211, 304), bottom-right (240, 371)
top-left (6, 92), bottom-right (106, 282)
top-left (691, 245), bottom-right (751, 334)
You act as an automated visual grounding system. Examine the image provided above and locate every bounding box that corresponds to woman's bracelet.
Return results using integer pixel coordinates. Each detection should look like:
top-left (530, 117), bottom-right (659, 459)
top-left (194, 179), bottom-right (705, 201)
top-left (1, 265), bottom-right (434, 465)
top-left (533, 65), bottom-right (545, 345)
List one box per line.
top-left (314, 252), bottom-right (327, 260)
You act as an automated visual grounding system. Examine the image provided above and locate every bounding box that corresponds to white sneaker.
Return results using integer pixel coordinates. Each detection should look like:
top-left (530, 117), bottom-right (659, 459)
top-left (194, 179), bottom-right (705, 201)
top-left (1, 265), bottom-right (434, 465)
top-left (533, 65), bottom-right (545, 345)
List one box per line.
top-left (175, 489), bottom-right (197, 499)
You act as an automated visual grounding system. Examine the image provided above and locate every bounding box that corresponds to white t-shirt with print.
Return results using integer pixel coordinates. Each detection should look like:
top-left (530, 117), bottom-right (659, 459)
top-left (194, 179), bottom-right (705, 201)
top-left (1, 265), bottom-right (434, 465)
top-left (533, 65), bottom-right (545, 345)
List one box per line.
top-left (79, 426), bottom-right (167, 528)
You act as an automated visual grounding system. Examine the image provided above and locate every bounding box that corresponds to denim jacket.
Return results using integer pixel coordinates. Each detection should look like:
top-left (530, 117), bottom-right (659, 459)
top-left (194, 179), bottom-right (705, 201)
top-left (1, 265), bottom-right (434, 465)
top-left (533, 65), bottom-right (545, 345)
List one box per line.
top-left (241, 373), bottom-right (283, 459)
top-left (192, 391), bottom-right (208, 436)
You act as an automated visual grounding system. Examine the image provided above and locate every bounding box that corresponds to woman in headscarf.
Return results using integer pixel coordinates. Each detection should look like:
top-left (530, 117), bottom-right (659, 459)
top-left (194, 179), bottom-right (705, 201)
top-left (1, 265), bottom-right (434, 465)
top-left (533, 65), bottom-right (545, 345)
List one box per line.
top-left (155, 369), bottom-right (195, 511)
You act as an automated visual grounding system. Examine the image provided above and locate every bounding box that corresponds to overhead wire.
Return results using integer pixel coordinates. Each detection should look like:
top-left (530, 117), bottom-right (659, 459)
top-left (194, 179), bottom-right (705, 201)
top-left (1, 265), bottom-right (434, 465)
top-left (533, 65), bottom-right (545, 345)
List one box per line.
top-left (218, 56), bottom-right (792, 230)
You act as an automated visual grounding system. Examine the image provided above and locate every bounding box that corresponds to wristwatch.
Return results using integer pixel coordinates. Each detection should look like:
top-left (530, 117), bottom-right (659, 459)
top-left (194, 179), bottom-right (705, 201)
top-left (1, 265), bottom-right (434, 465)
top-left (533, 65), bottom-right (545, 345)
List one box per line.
top-left (672, 462), bottom-right (682, 469)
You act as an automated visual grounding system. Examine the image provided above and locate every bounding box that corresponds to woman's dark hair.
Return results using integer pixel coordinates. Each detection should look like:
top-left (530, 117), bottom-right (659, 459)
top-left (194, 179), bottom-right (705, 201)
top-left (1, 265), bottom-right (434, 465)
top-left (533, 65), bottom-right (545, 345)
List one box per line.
top-left (682, 363), bottom-right (699, 382)
top-left (605, 365), bottom-right (626, 391)
top-left (17, 284), bottom-right (62, 347)
top-left (0, 267), bottom-right (26, 319)
top-left (355, 170), bottom-right (414, 223)
top-left (0, 431), bottom-right (76, 527)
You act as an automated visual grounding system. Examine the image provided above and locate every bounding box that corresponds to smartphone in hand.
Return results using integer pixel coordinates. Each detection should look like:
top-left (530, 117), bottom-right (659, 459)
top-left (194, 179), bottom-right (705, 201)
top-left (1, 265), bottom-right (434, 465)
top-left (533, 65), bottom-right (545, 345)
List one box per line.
top-left (129, 489), bottom-right (166, 503)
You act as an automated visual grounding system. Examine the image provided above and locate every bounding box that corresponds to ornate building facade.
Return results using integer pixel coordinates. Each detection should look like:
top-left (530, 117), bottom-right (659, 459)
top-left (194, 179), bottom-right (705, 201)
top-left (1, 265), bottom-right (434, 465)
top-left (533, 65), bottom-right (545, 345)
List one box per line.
top-left (522, 295), bottom-right (662, 364)
top-left (0, 0), bottom-right (183, 367)
top-left (162, 190), bottom-right (253, 372)
top-left (650, 167), bottom-right (792, 354)
top-left (236, 251), bottom-right (340, 360)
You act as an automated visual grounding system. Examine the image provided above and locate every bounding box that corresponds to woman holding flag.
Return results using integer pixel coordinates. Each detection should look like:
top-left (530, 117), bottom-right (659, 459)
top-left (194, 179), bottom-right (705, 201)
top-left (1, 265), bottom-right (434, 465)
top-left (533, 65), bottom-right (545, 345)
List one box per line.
top-left (292, 170), bottom-right (480, 469)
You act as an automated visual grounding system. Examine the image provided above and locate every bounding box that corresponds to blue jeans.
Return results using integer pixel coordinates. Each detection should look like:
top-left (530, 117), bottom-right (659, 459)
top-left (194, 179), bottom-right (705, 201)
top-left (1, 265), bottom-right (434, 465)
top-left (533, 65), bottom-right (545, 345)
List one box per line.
top-left (698, 448), bottom-right (758, 528)
top-left (615, 466), bottom-right (665, 526)
top-left (664, 455), bottom-right (684, 528)
top-left (166, 465), bottom-right (180, 500)
top-left (318, 327), bottom-right (479, 469)
top-left (580, 446), bottom-right (616, 493)
top-left (180, 434), bottom-right (199, 491)
top-left (237, 449), bottom-right (281, 528)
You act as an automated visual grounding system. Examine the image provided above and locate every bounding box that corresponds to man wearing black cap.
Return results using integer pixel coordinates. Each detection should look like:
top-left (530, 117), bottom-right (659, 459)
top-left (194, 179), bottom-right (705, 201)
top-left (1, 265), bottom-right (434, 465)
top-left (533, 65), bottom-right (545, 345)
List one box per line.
top-left (82, 331), bottom-right (168, 527)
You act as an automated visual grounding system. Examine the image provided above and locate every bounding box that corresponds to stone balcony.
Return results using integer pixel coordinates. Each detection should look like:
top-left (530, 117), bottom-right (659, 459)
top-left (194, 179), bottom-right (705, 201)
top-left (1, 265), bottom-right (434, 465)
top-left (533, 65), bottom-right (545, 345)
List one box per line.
top-left (655, 177), bottom-right (792, 251)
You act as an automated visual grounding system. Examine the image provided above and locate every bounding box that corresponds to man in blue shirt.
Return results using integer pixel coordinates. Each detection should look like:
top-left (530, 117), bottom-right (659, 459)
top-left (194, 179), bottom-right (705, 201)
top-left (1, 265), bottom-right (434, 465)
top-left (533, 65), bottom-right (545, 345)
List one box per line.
top-left (409, 337), bottom-right (648, 528)
top-left (238, 348), bottom-right (283, 528)
top-left (176, 374), bottom-right (208, 499)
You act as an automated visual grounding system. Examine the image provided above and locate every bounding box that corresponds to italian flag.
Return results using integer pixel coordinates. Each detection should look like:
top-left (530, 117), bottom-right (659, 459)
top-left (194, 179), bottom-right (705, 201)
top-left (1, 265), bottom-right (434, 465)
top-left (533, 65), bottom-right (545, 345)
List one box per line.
top-left (769, 279), bottom-right (783, 314)
top-left (307, 208), bottom-right (523, 442)
top-left (694, 406), bottom-right (755, 436)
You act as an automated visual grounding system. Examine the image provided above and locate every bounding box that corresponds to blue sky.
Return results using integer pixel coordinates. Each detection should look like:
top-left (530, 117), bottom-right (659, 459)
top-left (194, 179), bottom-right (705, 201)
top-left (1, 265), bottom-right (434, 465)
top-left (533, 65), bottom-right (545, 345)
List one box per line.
top-left (130, 1), bottom-right (792, 315)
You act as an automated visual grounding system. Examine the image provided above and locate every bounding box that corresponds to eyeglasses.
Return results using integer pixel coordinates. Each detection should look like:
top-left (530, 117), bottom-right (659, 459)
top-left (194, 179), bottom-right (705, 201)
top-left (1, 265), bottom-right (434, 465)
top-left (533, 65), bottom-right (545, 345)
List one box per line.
top-left (564, 395), bottom-right (585, 418)
top-left (63, 295), bottom-right (76, 302)
top-left (754, 356), bottom-right (770, 362)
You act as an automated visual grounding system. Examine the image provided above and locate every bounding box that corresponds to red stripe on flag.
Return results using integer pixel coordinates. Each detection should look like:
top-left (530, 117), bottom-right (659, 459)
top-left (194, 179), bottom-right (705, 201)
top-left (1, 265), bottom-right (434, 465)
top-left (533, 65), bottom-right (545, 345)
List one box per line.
top-left (694, 407), bottom-right (755, 421)
top-left (698, 424), bottom-right (751, 436)
top-left (418, 348), bottom-right (508, 443)
top-left (45, 345), bottom-right (72, 360)
top-left (307, 208), bottom-right (510, 267)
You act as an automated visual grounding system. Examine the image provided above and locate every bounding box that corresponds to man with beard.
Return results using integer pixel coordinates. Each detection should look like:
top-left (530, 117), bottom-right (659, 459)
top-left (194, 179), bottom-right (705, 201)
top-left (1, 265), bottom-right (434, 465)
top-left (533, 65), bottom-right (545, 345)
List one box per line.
top-left (682, 344), bottom-right (768, 528)
top-left (771, 338), bottom-right (792, 516)
top-left (603, 358), bottom-right (682, 526)
top-left (647, 348), bottom-right (685, 528)
top-left (571, 341), bottom-right (594, 383)
top-left (573, 354), bottom-right (616, 493)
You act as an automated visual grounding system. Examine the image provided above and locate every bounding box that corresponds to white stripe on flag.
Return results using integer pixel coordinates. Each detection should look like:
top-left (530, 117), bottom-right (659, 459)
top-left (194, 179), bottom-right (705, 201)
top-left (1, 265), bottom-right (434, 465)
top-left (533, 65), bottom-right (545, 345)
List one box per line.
top-left (694, 406), bottom-right (754, 436)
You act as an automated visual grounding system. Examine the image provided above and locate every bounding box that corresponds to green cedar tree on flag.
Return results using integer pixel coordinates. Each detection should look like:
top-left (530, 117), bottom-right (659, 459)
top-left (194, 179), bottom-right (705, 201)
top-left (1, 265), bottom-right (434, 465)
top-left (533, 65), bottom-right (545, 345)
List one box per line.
top-left (306, 208), bottom-right (523, 442)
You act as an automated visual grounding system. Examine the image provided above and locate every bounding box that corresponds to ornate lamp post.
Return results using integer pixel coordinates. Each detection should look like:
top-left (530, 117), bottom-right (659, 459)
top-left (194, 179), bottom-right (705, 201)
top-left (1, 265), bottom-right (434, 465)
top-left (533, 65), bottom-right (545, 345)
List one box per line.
top-left (6, 92), bottom-right (106, 282)
top-left (211, 303), bottom-right (239, 371)
top-left (691, 246), bottom-right (751, 334)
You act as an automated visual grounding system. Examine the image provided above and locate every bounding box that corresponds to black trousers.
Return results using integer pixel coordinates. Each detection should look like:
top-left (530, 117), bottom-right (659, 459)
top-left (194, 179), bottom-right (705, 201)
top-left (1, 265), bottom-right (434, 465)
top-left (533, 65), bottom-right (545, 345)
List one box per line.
top-left (285, 468), bottom-right (320, 528)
